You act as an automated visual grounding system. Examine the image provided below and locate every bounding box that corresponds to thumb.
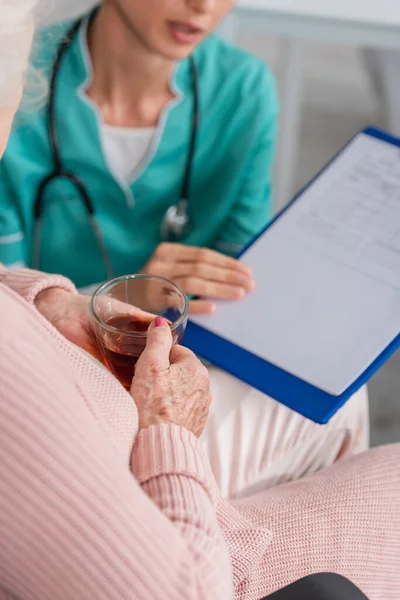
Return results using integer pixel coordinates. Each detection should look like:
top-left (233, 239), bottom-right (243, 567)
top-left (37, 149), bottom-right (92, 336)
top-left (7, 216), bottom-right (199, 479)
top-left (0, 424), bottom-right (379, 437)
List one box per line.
top-left (135, 316), bottom-right (173, 374)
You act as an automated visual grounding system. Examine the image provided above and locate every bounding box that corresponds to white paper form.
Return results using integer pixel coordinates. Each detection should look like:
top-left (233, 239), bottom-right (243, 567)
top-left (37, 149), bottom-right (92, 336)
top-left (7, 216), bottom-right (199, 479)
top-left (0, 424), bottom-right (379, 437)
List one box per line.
top-left (191, 133), bottom-right (400, 395)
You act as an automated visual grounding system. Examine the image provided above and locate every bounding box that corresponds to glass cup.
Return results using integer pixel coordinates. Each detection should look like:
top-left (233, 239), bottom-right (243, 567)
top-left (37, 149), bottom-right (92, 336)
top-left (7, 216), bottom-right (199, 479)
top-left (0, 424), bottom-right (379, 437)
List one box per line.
top-left (91, 274), bottom-right (189, 390)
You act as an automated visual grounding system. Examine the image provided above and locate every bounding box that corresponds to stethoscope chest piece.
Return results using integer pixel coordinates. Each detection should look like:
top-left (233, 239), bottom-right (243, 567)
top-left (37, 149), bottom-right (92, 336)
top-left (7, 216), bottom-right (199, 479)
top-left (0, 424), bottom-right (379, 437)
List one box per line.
top-left (161, 200), bottom-right (191, 241)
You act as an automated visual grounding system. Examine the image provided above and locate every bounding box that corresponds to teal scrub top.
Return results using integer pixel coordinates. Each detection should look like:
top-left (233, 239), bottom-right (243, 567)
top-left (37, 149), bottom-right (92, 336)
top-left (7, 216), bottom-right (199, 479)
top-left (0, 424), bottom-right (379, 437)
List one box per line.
top-left (0, 16), bottom-right (279, 289)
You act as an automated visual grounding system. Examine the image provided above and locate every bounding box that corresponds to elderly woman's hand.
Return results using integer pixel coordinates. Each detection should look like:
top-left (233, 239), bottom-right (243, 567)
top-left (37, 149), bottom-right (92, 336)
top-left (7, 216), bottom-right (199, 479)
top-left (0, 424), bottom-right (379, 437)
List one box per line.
top-left (35, 288), bottom-right (155, 363)
top-left (131, 316), bottom-right (211, 436)
top-left (35, 289), bottom-right (102, 358)
top-left (142, 242), bottom-right (254, 315)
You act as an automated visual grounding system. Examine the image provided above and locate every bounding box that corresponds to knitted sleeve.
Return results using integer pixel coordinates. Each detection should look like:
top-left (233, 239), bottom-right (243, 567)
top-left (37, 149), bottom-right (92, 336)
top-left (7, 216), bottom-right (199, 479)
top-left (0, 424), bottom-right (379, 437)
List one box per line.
top-left (0, 263), bottom-right (77, 304)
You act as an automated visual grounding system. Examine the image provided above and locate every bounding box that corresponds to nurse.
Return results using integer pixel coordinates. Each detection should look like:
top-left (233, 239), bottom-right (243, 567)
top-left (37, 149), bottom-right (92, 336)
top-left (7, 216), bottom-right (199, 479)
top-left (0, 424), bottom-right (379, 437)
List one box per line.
top-left (0, 0), bottom-right (278, 311)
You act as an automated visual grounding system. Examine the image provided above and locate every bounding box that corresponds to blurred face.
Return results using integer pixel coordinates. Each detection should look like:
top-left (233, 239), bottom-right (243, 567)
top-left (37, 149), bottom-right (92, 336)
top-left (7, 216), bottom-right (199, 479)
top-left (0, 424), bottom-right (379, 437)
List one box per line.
top-left (108, 0), bottom-right (234, 60)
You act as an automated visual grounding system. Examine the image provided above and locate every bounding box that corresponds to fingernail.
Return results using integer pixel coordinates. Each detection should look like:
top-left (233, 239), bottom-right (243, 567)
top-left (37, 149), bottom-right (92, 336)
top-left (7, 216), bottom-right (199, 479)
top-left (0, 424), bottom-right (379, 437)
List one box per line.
top-left (236, 288), bottom-right (246, 299)
top-left (153, 316), bottom-right (165, 327)
top-left (209, 304), bottom-right (217, 314)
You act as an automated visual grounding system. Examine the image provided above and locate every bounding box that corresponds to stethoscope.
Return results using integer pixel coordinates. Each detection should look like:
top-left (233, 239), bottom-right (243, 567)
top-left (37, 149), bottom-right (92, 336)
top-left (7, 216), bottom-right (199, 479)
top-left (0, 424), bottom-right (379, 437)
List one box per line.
top-left (32, 16), bottom-right (199, 279)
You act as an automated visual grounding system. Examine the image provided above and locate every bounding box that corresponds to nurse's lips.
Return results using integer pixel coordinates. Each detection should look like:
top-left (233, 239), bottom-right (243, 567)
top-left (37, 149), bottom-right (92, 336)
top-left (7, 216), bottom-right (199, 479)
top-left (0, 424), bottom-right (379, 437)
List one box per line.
top-left (168, 21), bottom-right (204, 44)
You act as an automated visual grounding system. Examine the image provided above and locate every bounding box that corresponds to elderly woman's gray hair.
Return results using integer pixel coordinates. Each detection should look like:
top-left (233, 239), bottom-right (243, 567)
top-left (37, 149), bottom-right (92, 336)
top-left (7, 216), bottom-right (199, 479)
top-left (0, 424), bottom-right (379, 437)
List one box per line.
top-left (0, 0), bottom-right (39, 107)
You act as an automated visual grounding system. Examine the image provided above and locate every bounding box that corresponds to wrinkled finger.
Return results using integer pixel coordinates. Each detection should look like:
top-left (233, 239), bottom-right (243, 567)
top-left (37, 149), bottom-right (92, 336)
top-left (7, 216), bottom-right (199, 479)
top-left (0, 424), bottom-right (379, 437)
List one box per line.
top-left (93, 296), bottom-right (157, 323)
top-left (169, 347), bottom-right (210, 390)
top-left (135, 317), bottom-right (173, 374)
top-left (169, 344), bottom-right (198, 365)
top-left (175, 276), bottom-right (247, 301)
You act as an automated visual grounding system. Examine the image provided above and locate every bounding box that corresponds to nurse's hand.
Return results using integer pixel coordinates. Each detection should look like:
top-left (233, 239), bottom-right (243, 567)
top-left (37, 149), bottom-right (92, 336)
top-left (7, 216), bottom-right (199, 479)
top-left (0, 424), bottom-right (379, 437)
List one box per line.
top-left (142, 243), bottom-right (254, 314)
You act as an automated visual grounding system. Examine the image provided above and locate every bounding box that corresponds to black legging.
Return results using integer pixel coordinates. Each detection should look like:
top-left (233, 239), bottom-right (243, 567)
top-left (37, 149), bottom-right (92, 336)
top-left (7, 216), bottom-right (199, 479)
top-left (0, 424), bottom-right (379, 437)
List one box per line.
top-left (263, 574), bottom-right (369, 600)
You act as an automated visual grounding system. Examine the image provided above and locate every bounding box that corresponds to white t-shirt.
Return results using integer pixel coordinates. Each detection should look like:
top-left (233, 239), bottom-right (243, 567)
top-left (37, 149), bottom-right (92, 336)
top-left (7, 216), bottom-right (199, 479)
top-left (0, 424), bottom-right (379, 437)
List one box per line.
top-left (101, 124), bottom-right (155, 184)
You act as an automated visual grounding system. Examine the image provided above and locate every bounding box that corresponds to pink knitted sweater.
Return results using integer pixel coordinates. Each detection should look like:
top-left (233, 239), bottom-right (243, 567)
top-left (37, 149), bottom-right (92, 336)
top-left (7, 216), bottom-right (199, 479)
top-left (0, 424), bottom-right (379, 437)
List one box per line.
top-left (0, 266), bottom-right (399, 600)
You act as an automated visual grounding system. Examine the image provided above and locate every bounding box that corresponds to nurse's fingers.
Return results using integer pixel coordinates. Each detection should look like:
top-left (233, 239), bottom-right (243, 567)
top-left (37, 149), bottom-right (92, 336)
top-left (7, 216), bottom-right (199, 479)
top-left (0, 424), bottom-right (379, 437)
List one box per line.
top-left (156, 243), bottom-right (252, 275)
top-left (189, 299), bottom-right (217, 315)
top-left (175, 276), bottom-right (246, 301)
top-left (170, 262), bottom-right (254, 291)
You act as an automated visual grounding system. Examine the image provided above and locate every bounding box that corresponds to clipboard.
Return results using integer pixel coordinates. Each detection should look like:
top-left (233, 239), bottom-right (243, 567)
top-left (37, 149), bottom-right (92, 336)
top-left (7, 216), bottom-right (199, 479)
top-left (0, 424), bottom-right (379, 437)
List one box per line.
top-left (183, 127), bottom-right (400, 424)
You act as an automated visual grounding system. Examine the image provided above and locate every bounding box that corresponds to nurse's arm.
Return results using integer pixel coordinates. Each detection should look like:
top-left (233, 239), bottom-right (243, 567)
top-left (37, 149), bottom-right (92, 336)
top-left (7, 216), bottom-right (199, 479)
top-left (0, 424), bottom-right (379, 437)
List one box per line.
top-left (0, 161), bottom-right (27, 269)
top-left (213, 67), bottom-right (279, 258)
